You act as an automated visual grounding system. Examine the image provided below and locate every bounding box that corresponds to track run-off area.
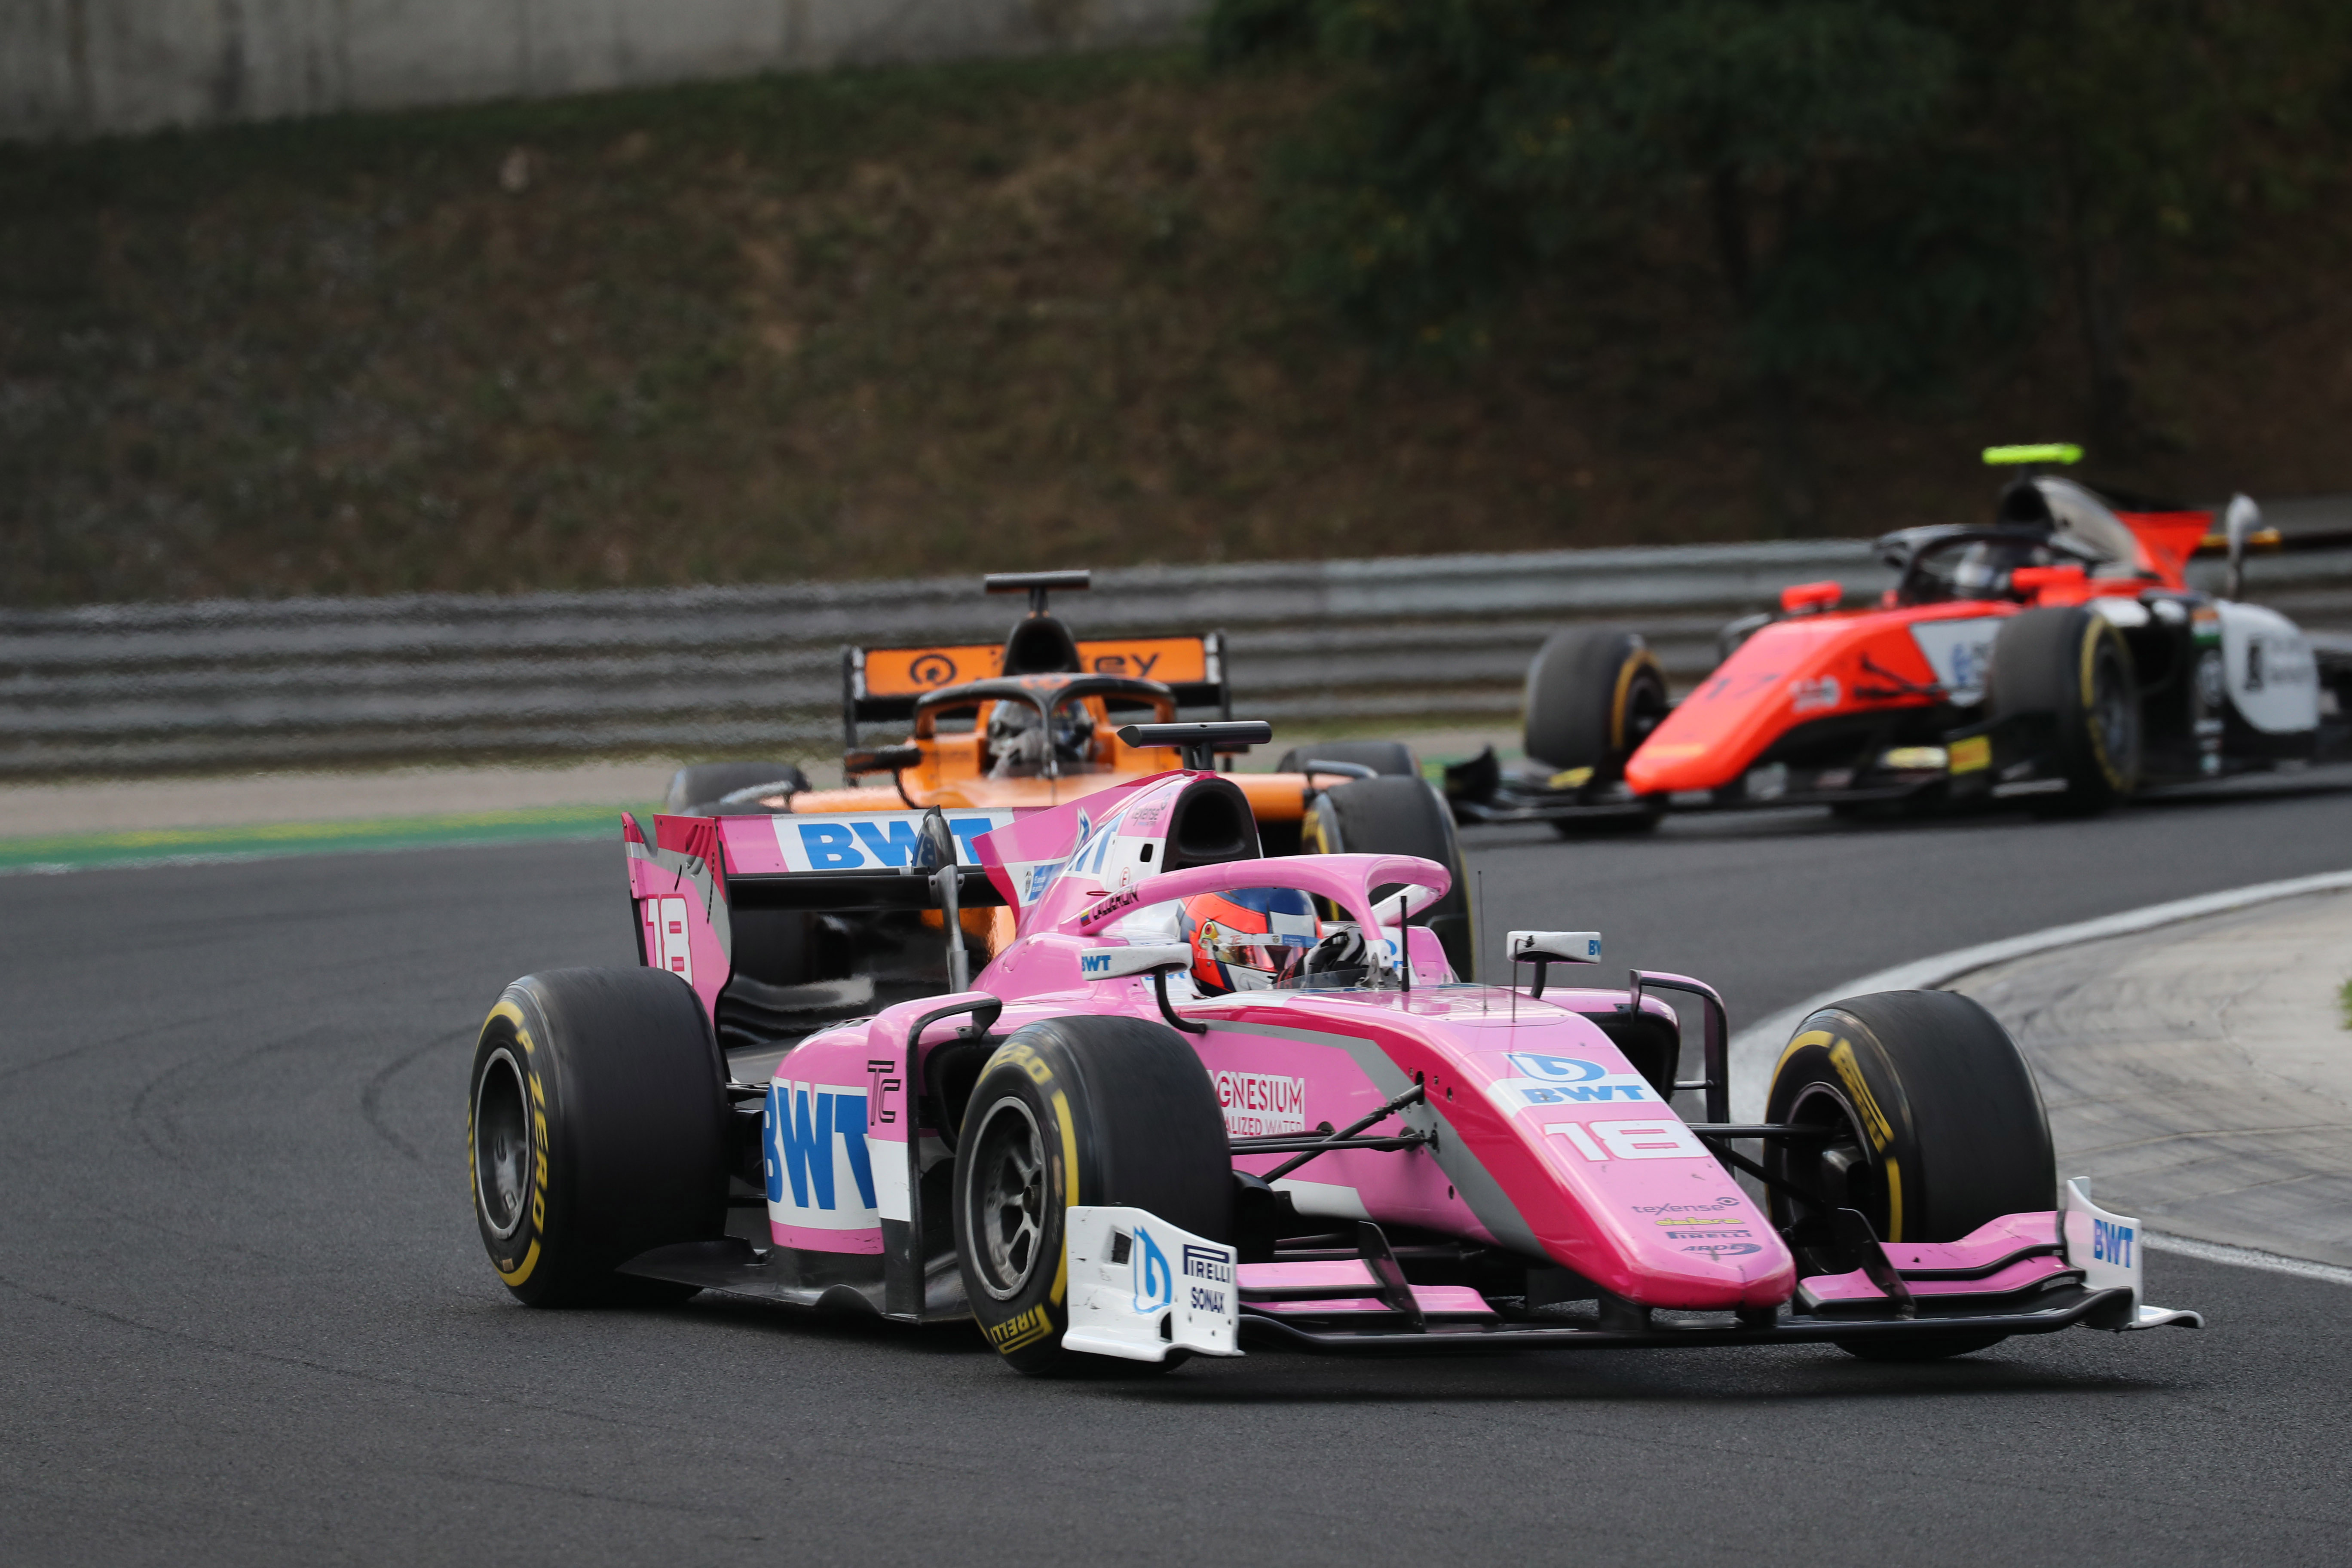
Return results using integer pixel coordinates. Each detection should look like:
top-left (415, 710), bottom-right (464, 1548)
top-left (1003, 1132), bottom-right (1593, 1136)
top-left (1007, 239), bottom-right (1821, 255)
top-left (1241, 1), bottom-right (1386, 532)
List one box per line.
top-left (5, 782), bottom-right (2351, 1566)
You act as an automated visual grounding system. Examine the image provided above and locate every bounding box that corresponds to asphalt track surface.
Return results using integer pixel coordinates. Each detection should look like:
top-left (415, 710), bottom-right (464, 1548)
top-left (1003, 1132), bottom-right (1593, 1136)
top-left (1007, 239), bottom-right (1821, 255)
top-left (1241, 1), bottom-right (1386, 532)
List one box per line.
top-left (7, 786), bottom-right (2352, 1566)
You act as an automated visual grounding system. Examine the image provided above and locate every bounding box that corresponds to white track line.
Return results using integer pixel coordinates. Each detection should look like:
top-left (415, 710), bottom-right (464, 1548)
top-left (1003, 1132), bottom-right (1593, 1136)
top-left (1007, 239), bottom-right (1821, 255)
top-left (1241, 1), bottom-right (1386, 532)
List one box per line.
top-left (2145, 1233), bottom-right (2352, 1288)
top-left (1722, 866), bottom-right (2352, 1286)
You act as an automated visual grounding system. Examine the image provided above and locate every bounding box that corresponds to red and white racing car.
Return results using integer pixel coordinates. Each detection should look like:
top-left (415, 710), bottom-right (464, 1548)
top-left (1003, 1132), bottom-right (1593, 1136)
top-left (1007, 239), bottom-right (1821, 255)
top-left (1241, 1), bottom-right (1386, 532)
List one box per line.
top-left (1449, 448), bottom-right (2351, 826)
top-left (469, 722), bottom-right (2198, 1371)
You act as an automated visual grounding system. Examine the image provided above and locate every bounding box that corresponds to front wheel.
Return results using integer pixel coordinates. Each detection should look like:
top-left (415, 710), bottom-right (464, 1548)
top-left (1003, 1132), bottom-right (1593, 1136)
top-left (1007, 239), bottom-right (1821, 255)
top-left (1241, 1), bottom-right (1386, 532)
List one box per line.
top-left (955, 1015), bottom-right (1231, 1375)
top-left (1764, 989), bottom-right (2055, 1361)
top-left (1522, 626), bottom-right (1670, 780)
top-left (1273, 740), bottom-right (1420, 778)
top-left (470, 968), bottom-right (731, 1306)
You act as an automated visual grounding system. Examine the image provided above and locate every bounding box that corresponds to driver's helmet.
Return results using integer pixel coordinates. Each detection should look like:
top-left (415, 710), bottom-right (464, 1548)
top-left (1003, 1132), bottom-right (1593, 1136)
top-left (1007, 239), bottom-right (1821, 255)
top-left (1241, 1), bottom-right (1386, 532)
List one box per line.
top-left (1950, 536), bottom-right (2049, 600)
top-left (986, 699), bottom-right (1098, 778)
top-left (1179, 887), bottom-right (1320, 995)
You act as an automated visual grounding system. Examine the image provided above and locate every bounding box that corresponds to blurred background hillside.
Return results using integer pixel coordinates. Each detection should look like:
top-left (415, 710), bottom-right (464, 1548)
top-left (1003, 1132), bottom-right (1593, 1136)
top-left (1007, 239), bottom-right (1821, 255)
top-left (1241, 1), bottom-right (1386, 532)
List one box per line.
top-left (4, 0), bottom-right (2350, 608)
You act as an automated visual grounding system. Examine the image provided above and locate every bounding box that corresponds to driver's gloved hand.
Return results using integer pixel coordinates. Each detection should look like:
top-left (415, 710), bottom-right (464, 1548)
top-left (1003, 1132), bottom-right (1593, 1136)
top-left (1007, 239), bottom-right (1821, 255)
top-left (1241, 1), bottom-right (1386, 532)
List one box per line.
top-left (1303, 928), bottom-right (1367, 975)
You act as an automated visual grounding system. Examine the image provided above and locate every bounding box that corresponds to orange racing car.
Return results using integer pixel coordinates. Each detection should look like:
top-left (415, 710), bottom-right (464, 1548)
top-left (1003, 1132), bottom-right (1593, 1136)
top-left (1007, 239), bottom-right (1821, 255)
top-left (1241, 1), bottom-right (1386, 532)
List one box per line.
top-left (661, 572), bottom-right (1476, 984)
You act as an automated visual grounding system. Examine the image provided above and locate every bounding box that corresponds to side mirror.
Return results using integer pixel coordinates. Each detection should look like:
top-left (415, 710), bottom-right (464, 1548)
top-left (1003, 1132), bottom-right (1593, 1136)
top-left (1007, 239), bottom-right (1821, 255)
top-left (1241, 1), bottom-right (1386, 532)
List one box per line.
top-left (1080, 944), bottom-right (1191, 981)
top-left (846, 744), bottom-right (923, 775)
top-left (1778, 580), bottom-right (1843, 615)
top-left (1508, 930), bottom-right (1600, 1001)
top-left (1081, 943), bottom-right (1206, 1035)
top-left (1116, 720), bottom-right (1273, 771)
top-left (2223, 493), bottom-right (2261, 601)
top-left (1508, 931), bottom-right (1602, 965)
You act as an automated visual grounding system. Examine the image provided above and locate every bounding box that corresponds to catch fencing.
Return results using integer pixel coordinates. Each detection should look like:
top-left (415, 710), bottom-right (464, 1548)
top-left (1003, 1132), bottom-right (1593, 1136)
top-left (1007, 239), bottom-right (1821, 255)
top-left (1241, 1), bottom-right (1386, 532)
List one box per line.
top-left (3, 537), bottom-right (2348, 777)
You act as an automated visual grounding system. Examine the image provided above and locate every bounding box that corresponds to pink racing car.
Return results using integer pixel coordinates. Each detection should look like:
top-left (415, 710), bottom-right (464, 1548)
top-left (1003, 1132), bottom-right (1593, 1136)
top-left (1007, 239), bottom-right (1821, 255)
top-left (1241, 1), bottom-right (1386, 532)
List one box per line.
top-left (468, 720), bottom-right (2199, 1371)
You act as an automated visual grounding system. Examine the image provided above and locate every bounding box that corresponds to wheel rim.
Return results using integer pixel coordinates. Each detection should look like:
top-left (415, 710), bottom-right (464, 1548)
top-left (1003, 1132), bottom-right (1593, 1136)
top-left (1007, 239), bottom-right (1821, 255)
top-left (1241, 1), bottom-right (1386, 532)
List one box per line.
top-left (473, 1048), bottom-right (531, 1239)
top-left (1623, 667), bottom-right (1671, 753)
top-left (965, 1096), bottom-right (1047, 1301)
top-left (1770, 1083), bottom-right (1892, 1259)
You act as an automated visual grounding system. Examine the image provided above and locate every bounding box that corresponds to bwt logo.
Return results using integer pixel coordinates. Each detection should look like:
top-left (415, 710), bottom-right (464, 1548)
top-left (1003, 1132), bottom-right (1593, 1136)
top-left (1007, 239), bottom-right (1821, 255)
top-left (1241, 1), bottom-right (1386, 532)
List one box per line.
top-left (1518, 1082), bottom-right (1650, 1104)
top-left (1508, 1054), bottom-right (1605, 1083)
top-left (1132, 1228), bottom-right (1174, 1314)
top-left (2092, 1218), bottom-right (2135, 1268)
top-left (1508, 1055), bottom-right (1654, 1101)
top-left (763, 1083), bottom-right (878, 1213)
top-left (795, 817), bottom-right (992, 869)
top-left (1081, 952), bottom-right (1115, 975)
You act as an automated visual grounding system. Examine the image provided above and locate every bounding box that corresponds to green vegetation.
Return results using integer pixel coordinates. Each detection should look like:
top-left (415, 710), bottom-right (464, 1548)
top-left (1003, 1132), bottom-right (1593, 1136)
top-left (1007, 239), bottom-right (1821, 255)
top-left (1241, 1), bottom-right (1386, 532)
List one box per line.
top-left (1211, 0), bottom-right (2352, 527)
top-left (0, 805), bottom-right (635, 874)
top-left (2, 28), bottom-right (2349, 607)
top-left (2340, 976), bottom-right (2351, 1031)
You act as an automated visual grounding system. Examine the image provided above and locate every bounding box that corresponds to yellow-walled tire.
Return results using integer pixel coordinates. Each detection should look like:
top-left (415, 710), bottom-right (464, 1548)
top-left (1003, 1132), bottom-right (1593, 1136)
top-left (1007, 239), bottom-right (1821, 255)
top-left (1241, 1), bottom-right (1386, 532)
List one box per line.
top-left (469, 967), bottom-right (729, 1307)
top-left (1303, 775), bottom-right (1476, 980)
top-left (1523, 627), bottom-right (1670, 780)
top-left (1765, 989), bottom-right (2055, 1361)
top-left (955, 1015), bottom-right (1229, 1375)
top-left (1988, 606), bottom-right (2141, 815)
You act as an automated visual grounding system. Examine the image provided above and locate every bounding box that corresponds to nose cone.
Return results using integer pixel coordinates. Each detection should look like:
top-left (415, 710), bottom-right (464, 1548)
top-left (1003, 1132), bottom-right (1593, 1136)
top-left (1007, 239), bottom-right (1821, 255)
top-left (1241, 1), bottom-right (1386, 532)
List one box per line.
top-left (1458, 1024), bottom-right (1796, 1309)
top-left (1622, 734), bottom-right (1717, 795)
top-left (1556, 1162), bottom-right (1796, 1309)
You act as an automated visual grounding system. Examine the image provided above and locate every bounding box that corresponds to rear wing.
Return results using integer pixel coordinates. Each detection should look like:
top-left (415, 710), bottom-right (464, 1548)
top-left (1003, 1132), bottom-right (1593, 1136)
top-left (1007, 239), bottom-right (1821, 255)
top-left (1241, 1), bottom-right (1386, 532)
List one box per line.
top-left (842, 631), bottom-right (1230, 747)
top-left (623, 806), bottom-right (1023, 1029)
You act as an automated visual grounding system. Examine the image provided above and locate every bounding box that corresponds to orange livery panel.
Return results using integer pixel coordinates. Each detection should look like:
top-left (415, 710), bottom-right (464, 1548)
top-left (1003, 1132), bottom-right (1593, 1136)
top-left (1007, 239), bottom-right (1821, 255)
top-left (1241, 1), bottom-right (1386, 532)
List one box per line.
top-left (862, 637), bottom-right (1210, 698)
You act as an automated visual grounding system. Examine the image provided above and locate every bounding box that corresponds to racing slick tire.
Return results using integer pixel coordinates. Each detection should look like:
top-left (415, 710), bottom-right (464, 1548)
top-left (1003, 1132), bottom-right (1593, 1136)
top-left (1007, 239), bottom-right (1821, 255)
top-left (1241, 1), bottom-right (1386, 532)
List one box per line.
top-left (469, 967), bottom-right (731, 1308)
top-left (1764, 989), bottom-right (2055, 1362)
top-left (1988, 607), bottom-right (2140, 815)
top-left (1521, 627), bottom-right (1669, 835)
top-left (1302, 775), bottom-right (1476, 980)
top-left (664, 761), bottom-right (813, 815)
top-left (954, 1015), bottom-right (1231, 1376)
top-left (1274, 740), bottom-right (1420, 778)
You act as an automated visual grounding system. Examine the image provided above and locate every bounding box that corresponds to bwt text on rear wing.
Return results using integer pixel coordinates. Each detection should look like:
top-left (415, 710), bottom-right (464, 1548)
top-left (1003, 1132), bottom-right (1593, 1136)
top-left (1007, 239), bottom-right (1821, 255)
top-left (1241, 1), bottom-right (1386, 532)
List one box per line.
top-left (842, 632), bottom-right (1230, 747)
top-left (624, 806), bottom-right (1024, 1028)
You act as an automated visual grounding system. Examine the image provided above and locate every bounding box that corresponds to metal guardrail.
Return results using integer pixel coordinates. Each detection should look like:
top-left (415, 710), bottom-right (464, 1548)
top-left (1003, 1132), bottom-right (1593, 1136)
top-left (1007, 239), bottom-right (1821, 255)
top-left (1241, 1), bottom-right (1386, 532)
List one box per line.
top-left (3, 537), bottom-right (2347, 777)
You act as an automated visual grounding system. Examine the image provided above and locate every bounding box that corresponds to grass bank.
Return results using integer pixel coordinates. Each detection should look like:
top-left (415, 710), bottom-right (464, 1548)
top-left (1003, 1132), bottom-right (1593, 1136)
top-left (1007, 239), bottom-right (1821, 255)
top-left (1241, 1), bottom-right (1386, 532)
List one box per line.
top-left (4, 47), bottom-right (2349, 607)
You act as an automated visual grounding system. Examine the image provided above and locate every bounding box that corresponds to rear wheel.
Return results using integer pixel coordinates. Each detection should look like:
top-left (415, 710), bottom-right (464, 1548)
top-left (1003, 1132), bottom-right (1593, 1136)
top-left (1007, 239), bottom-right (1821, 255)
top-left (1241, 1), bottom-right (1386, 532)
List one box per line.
top-left (1303, 775), bottom-right (1476, 980)
top-left (664, 761), bottom-right (813, 815)
top-left (470, 968), bottom-right (730, 1306)
top-left (1521, 627), bottom-right (1669, 835)
top-left (955, 1016), bottom-right (1231, 1375)
top-left (1988, 608), bottom-right (2140, 815)
top-left (1764, 989), bottom-right (2055, 1361)
top-left (1274, 740), bottom-right (1419, 778)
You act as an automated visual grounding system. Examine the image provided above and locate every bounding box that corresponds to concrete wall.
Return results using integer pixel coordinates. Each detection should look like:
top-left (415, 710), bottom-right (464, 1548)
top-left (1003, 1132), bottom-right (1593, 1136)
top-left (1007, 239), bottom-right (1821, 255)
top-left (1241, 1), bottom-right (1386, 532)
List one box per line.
top-left (0, 0), bottom-right (1207, 141)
